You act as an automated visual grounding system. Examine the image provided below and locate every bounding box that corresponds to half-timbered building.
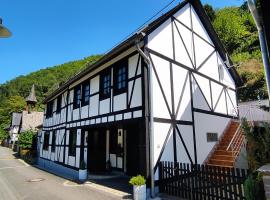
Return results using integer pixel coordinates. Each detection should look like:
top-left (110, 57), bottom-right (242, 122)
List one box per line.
top-left (38, 0), bottom-right (242, 190)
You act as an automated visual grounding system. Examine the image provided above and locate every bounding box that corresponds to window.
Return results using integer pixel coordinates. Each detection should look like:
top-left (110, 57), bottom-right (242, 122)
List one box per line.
top-left (69, 130), bottom-right (77, 156)
top-left (56, 95), bottom-right (62, 113)
top-left (46, 101), bottom-right (53, 118)
top-left (100, 70), bottom-right (111, 100)
top-left (43, 132), bottom-right (50, 151)
top-left (73, 86), bottom-right (81, 109)
top-left (51, 131), bottom-right (56, 152)
top-left (82, 81), bottom-right (90, 106)
top-left (114, 61), bottom-right (127, 95)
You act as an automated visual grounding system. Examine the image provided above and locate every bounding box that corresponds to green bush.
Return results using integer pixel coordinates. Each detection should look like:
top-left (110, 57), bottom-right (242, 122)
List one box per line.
top-left (244, 173), bottom-right (265, 200)
top-left (0, 128), bottom-right (8, 141)
top-left (18, 130), bottom-right (36, 149)
top-left (129, 175), bottom-right (146, 186)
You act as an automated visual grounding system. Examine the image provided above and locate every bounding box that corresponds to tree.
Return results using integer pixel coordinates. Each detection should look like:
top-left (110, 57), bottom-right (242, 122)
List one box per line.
top-left (0, 96), bottom-right (26, 130)
top-left (204, 4), bottom-right (216, 22)
top-left (0, 55), bottom-right (102, 130)
top-left (213, 7), bottom-right (251, 54)
top-left (0, 128), bottom-right (8, 141)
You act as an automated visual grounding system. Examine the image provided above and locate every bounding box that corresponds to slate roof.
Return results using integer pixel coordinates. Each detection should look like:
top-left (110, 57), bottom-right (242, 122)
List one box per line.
top-left (43, 0), bottom-right (242, 103)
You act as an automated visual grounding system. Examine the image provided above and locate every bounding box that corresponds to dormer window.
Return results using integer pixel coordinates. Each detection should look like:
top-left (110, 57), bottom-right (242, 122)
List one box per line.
top-left (73, 85), bottom-right (81, 109)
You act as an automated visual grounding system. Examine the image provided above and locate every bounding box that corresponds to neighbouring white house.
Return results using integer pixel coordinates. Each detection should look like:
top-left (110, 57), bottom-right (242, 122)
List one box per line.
top-left (38, 0), bottom-right (243, 192)
top-left (7, 85), bottom-right (43, 150)
top-left (239, 99), bottom-right (270, 123)
top-left (7, 112), bottom-right (22, 144)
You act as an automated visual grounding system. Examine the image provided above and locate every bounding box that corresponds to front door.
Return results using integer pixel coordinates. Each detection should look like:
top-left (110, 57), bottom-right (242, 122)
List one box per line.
top-left (87, 128), bottom-right (106, 173)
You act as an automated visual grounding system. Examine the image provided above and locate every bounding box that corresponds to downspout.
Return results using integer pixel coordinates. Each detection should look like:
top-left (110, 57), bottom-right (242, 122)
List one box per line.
top-left (248, 0), bottom-right (270, 101)
top-left (135, 34), bottom-right (155, 198)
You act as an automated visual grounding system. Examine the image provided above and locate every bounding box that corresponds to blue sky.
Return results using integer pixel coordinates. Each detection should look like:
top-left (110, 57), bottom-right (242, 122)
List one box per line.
top-left (0, 0), bottom-right (243, 84)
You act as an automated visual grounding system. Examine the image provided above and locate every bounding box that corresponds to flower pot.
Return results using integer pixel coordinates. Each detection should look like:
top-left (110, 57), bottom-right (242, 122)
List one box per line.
top-left (20, 149), bottom-right (30, 157)
top-left (79, 169), bottom-right (87, 181)
top-left (133, 185), bottom-right (146, 200)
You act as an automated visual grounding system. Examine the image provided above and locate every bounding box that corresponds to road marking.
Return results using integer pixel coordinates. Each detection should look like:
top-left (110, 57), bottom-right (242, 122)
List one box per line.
top-left (18, 158), bottom-right (30, 167)
top-left (0, 166), bottom-right (28, 170)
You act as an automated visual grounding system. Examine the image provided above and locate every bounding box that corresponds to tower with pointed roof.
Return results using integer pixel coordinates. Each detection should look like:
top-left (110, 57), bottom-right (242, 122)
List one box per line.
top-left (26, 84), bottom-right (37, 113)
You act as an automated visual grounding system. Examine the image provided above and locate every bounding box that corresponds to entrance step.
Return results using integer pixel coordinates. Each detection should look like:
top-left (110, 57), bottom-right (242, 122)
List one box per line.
top-left (88, 171), bottom-right (125, 180)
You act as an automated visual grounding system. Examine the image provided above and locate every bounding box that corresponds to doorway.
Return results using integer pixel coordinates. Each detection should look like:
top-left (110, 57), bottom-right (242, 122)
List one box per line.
top-left (87, 128), bottom-right (106, 173)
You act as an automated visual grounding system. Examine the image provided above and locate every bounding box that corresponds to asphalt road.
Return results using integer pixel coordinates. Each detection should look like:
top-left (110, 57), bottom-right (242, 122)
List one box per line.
top-left (0, 146), bottom-right (127, 200)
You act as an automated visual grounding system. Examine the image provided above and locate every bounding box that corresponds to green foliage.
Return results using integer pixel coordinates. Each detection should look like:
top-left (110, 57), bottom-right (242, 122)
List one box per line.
top-left (0, 128), bottom-right (9, 141)
top-left (211, 4), bottom-right (264, 102)
top-left (213, 7), bottom-right (258, 55)
top-left (244, 173), bottom-right (265, 200)
top-left (129, 175), bottom-right (146, 186)
top-left (0, 55), bottom-right (102, 130)
top-left (242, 119), bottom-right (270, 170)
top-left (204, 4), bottom-right (216, 22)
top-left (18, 130), bottom-right (36, 149)
top-left (0, 96), bottom-right (26, 130)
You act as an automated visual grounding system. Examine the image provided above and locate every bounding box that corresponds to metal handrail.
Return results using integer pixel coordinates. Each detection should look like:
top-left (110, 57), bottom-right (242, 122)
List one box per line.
top-left (226, 125), bottom-right (241, 151)
top-left (226, 105), bottom-right (255, 157)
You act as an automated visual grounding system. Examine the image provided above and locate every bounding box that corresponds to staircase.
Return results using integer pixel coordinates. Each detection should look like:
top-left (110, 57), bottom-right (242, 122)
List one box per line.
top-left (206, 121), bottom-right (245, 168)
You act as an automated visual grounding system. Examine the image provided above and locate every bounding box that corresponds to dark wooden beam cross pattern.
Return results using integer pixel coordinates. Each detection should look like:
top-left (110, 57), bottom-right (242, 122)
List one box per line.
top-left (147, 5), bottom-right (238, 173)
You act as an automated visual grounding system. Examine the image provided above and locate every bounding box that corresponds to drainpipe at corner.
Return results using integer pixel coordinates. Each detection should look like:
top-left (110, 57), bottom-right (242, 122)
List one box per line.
top-left (248, 0), bottom-right (270, 101)
top-left (135, 34), bottom-right (155, 198)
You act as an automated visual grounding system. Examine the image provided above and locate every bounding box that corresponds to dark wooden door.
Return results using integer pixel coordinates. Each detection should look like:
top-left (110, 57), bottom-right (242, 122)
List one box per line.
top-left (87, 129), bottom-right (106, 173)
top-left (126, 124), bottom-right (139, 176)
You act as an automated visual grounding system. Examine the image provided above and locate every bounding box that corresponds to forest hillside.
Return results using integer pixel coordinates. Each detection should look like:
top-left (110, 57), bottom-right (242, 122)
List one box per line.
top-left (0, 2), bottom-right (265, 131)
